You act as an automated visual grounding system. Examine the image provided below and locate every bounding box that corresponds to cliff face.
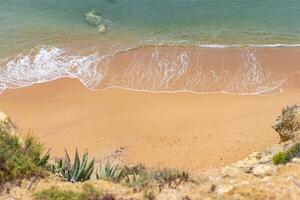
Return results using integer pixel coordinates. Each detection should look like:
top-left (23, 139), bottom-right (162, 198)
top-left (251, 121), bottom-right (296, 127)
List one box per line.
top-left (2, 106), bottom-right (300, 200)
top-left (200, 105), bottom-right (300, 199)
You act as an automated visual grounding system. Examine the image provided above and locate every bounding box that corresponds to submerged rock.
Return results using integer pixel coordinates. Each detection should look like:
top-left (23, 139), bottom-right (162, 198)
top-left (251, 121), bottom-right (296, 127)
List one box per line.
top-left (98, 24), bottom-right (107, 33)
top-left (272, 105), bottom-right (300, 142)
top-left (85, 10), bottom-right (107, 33)
top-left (85, 10), bottom-right (104, 26)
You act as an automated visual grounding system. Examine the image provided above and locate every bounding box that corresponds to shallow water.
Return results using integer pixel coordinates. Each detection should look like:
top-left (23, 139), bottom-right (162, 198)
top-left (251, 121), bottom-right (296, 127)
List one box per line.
top-left (1, 0), bottom-right (300, 94)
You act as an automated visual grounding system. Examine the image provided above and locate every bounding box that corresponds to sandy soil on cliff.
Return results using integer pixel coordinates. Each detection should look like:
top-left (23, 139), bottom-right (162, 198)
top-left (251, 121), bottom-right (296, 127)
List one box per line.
top-left (0, 78), bottom-right (299, 170)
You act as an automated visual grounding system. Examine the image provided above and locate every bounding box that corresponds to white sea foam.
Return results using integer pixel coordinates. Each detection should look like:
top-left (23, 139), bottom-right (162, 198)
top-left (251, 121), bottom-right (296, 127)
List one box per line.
top-left (0, 46), bottom-right (103, 93)
top-left (197, 43), bottom-right (300, 48)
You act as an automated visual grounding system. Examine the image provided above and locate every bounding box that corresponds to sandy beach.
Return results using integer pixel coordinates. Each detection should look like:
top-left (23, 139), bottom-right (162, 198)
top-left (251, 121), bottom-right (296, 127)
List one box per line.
top-left (0, 78), bottom-right (299, 170)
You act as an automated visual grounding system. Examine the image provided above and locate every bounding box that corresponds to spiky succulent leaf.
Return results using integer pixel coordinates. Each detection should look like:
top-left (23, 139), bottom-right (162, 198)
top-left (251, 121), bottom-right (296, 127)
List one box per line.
top-left (64, 149), bottom-right (71, 167)
top-left (76, 153), bottom-right (88, 180)
top-left (58, 150), bottom-right (94, 182)
top-left (70, 149), bottom-right (81, 182)
top-left (37, 149), bottom-right (50, 167)
top-left (97, 161), bottom-right (125, 183)
top-left (83, 159), bottom-right (95, 180)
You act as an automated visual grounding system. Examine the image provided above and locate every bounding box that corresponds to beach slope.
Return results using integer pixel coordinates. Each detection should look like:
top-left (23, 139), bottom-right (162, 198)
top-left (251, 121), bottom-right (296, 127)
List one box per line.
top-left (0, 78), bottom-right (299, 169)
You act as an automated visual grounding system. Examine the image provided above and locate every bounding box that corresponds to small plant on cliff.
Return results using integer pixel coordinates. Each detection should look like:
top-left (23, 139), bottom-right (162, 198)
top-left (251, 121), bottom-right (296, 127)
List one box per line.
top-left (23, 135), bottom-right (50, 167)
top-left (97, 162), bottom-right (152, 190)
top-left (153, 168), bottom-right (189, 187)
top-left (96, 162), bottom-right (190, 190)
top-left (272, 152), bottom-right (289, 165)
top-left (286, 143), bottom-right (300, 158)
top-left (0, 120), bottom-right (49, 184)
top-left (34, 184), bottom-right (107, 200)
top-left (273, 143), bottom-right (300, 165)
top-left (34, 186), bottom-right (80, 200)
top-left (96, 161), bottom-right (125, 183)
top-left (58, 149), bottom-right (95, 182)
top-left (123, 172), bottom-right (151, 190)
top-left (143, 190), bottom-right (155, 200)
top-left (47, 159), bottom-right (64, 174)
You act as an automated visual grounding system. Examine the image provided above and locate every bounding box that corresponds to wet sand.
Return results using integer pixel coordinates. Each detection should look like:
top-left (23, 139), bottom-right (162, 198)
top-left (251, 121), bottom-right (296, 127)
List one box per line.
top-left (0, 78), bottom-right (299, 170)
top-left (85, 46), bottom-right (300, 94)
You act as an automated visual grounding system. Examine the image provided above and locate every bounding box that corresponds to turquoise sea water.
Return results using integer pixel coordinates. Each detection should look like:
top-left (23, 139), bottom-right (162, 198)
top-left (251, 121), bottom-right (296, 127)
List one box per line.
top-left (2, 0), bottom-right (300, 53)
top-left (1, 0), bottom-right (300, 93)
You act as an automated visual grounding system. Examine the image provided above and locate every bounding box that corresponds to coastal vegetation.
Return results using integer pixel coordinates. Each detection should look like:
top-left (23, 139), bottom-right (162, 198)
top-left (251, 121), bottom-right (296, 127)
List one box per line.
top-left (2, 105), bottom-right (300, 199)
top-left (0, 115), bottom-right (189, 199)
top-left (34, 184), bottom-right (110, 200)
top-left (97, 161), bottom-right (125, 183)
top-left (0, 119), bottom-right (49, 184)
top-left (272, 143), bottom-right (300, 165)
top-left (49, 150), bottom-right (95, 183)
top-left (96, 162), bottom-right (189, 191)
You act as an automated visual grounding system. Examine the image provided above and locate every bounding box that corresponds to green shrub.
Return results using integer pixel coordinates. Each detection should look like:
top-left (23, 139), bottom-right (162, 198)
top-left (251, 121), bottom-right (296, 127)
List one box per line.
top-left (34, 186), bottom-right (80, 200)
top-left (272, 152), bottom-right (289, 165)
top-left (123, 172), bottom-right (151, 190)
top-left (272, 143), bottom-right (300, 165)
top-left (23, 135), bottom-right (50, 167)
top-left (34, 184), bottom-right (105, 200)
top-left (80, 184), bottom-right (103, 200)
top-left (153, 169), bottom-right (189, 185)
top-left (56, 149), bottom-right (95, 182)
top-left (286, 143), bottom-right (300, 159)
top-left (121, 164), bottom-right (150, 189)
top-left (0, 120), bottom-right (49, 184)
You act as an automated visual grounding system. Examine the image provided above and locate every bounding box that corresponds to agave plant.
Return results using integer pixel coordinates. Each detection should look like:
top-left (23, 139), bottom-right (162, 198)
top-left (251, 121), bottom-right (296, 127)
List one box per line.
top-left (36, 149), bottom-right (50, 167)
top-left (96, 161), bottom-right (125, 183)
top-left (60, 149), bottom-right (95, 182)
top-left (47, 159), bottom-right (63, 174)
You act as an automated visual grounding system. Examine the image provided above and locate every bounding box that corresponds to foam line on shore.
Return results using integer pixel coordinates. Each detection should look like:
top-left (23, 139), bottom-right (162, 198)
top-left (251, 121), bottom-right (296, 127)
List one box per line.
top-left (0, 45), bottom-right (299, 95)
top-left (197, 44), bottom-right (300, 48)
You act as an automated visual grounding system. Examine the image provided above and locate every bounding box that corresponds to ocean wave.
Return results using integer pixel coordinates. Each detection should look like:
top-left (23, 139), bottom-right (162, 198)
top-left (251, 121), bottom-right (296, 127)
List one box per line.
top-left (0, 46), bottom-right (104, 93)
top-left (0, 45), bottom-right (298, 95)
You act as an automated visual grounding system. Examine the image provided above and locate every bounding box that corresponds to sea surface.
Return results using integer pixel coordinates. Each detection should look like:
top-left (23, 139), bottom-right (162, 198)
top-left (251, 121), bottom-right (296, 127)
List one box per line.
top-left (1, 0), bottom-right (300, 94)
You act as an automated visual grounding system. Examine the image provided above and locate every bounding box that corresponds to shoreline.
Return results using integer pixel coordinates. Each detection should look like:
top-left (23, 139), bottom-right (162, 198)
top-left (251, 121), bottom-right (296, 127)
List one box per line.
top-left (1, 78), bottom-right (299, 170)
top-left (2, 45), bottom-right (300, 95)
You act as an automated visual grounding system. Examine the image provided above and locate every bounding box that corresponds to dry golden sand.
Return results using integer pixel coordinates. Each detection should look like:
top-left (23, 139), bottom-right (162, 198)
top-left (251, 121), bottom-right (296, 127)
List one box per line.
top-left (0, 78), bottom-right (299, 170)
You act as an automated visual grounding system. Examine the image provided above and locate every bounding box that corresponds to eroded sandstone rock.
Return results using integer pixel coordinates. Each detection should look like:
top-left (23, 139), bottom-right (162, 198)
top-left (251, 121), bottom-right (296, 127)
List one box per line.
top-left (272, 105), bottom-right (300, 142)
top-left (0, 111), bottom-right (7, 121)
top-left (252, 165), bottom-right (277, 177)
top-left (216, 184), bottom-right (234, 195)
